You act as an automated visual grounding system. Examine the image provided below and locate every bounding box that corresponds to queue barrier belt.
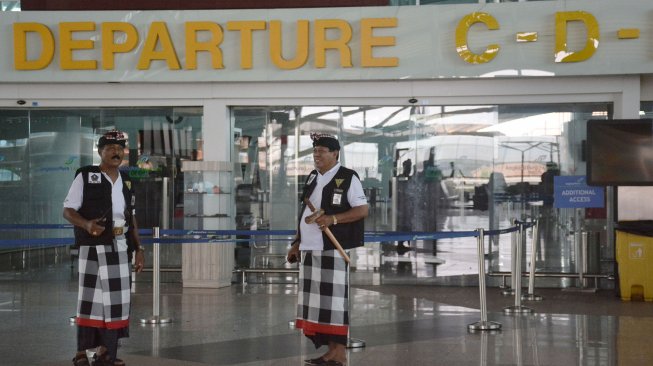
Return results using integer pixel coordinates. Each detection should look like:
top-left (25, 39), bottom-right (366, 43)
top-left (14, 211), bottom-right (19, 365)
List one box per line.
top-left (0, 224), bottom-right (527, 248)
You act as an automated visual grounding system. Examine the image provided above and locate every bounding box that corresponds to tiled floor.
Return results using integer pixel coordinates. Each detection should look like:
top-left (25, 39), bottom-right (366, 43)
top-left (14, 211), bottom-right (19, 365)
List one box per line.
top-left (1, 259), bottom-right (652, 366)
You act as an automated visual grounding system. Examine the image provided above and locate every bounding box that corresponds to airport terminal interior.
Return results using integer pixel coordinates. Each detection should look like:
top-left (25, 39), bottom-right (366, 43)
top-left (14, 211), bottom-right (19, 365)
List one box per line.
top-left (2, 102), bottom-right (653, 365)
top-left (2, 1), bottom-right (653, 364)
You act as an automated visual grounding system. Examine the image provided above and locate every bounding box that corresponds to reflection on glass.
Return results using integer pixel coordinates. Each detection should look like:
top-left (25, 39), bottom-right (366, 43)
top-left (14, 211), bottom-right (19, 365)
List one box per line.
top-left (232, 103), bottom-right (610, 285)
top-left (0, 107), bottom-right (202, 275)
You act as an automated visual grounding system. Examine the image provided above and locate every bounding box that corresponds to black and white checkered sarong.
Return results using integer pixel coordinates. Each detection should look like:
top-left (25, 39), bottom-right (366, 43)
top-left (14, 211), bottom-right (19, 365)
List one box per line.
top-left (76, 243), bottom-right (131, 329)
top-left (296, 250), bottom-right (349, 342)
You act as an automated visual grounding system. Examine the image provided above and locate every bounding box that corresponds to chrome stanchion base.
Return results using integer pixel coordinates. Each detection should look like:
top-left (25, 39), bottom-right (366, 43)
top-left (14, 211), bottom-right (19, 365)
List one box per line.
top-left (139, 316), bottom-right (172, 324)
top-left (468, 321), bottom-right (502, 332)
top-left (521, 294), bottom-right (543, 301)
top-left (503, 305), bottom-right (534, 315)
top-left (501, 288), bottom-right (515, 296)
top-left (347, 337), bottom-right (366, 349)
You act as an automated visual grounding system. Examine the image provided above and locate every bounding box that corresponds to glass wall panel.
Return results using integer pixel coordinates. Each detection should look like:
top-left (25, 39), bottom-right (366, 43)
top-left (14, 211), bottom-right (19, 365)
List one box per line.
top-left (0, 110), bottom-right (29, 231)
top-left (232, 103), bottom-right (611, 286)
top-left (29, 110), bottom-right (99, 230)
top-left (0, 107), bottom-right (202, 275)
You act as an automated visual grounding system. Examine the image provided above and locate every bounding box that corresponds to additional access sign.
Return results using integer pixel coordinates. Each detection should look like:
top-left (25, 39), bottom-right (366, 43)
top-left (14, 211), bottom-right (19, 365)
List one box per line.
top-left (554, 175), bottom-right (605, 208)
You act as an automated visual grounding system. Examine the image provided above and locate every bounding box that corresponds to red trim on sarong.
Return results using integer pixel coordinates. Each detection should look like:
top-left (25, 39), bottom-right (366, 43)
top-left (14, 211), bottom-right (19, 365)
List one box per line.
top-left (106, 319), bottom-right (129, 329)
top-left (296, 319), bottom-right (348, 336)
top-left (76, 317), bottom-right (129, 329)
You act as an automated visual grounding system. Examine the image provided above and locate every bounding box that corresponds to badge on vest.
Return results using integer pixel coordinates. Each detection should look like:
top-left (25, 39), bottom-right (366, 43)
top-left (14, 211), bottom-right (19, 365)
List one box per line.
top-left (306, 173), bottom-right (316, 185)
top-left (332, 188), bottom-right (344, 206)
top-left (88, 173), bottom-right (101, 184)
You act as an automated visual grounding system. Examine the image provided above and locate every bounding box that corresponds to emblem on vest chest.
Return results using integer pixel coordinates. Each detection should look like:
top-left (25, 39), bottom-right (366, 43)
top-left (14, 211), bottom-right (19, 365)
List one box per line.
top-left (88, 173), bottom-right (101, 184)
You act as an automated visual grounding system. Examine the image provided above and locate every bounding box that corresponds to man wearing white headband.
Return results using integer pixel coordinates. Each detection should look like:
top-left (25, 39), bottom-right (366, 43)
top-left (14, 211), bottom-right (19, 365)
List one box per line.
top-left (288, 133), bottom-right (368, 366)
top-left (64, 129), bottom-right (144, 366)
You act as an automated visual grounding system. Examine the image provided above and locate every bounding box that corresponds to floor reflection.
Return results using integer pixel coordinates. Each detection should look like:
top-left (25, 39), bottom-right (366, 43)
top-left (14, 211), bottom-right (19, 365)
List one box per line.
top-left (0, 262), bottom-right (647, 365)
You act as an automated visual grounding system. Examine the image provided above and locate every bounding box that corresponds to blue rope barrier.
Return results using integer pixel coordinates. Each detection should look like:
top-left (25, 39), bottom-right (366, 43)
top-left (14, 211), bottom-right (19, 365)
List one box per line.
top-left (366, 230), bottom-right (479, 242)
top-left (160, 229), bottom-right (296, 236)
top-left (486, 226), bottom-right (520, 236)
top-left (0, 224), bottom-right (74, 230)
top-left (0, 224), bottom-right (528, 247)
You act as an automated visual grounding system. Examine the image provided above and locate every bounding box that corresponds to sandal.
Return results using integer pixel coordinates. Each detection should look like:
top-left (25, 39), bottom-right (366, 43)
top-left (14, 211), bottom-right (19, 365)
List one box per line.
top-left (72, 352), bottom-right (90, 366)
top-left (92, 348), bottom-right (126, 366)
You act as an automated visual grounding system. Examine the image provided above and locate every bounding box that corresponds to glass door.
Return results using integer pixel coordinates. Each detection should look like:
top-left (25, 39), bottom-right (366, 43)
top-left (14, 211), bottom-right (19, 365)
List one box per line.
top-left (232, 102), bottom-right (611, 286)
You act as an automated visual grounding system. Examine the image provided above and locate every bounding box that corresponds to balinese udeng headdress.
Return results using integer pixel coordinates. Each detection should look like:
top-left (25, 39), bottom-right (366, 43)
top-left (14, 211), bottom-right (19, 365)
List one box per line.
top-left (97, 129), bottom-right (127, 148)
top-left (310, 132), bottom-right (340, 151)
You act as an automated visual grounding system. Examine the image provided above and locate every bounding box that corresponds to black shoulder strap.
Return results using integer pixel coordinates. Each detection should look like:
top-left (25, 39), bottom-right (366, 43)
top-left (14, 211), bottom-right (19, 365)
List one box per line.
top-left (301, 170), bottom-right (319, 201)
top-left (74, 165), bottom-right (100, 178)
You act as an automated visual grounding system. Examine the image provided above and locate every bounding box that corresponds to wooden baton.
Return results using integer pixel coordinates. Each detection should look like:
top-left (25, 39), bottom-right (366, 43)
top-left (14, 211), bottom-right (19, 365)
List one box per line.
top-left (303, 199), bottom-right (351, 263)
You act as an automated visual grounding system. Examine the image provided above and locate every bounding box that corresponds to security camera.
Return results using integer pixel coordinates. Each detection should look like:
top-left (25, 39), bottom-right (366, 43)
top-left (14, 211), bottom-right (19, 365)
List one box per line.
top-left (408, 98), bottom-right (418, 104)
top-left (16, 100), bottom-right (26, 105)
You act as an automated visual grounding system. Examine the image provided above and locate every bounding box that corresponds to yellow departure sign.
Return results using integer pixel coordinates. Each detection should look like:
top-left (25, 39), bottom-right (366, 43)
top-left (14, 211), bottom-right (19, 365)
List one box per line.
top-left (13, 18), bottom-right (399, 71)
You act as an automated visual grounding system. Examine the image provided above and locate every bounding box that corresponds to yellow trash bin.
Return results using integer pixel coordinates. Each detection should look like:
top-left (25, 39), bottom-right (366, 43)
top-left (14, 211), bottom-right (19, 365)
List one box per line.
top-left (616, 230), bottom-right (653, 301)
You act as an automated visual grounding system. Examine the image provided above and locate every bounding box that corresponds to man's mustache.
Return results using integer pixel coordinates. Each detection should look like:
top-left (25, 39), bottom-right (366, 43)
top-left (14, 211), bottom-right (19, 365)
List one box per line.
top-left (112, 155), bottom-right (121, 159)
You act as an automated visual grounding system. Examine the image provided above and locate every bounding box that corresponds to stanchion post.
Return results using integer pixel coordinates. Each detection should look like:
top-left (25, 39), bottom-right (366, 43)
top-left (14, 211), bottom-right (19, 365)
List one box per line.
top-left (501, 222), bottom-right (517, 296)
top-left (504, 223), bottom-right (534, 315)
top-left (468, 228), bottom-right (501, 332)
top-left (579, 230), bottom-right (587, 289)
top-left (522, 220), bottom-right (543, 301)
top-left (140, 227), bottom-right (172, 325)
top-left (563, 224), bottom-right (597, 293)
top-left (391, 177), bottom-right (397, 232)
top-left (346, 262), bottom-right (365, 348)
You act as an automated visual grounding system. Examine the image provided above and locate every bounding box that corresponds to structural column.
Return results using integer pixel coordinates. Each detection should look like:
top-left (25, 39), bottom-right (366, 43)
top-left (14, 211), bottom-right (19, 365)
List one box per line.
top-left (182, 100), bottom-right (234, 288)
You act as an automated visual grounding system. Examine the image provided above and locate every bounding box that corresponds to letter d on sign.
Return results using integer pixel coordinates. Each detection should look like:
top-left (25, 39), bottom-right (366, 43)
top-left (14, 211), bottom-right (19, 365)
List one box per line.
top-left (14, 23), bottom-right (55, 70)
top-left (555, 11), bottom-right (599, 63)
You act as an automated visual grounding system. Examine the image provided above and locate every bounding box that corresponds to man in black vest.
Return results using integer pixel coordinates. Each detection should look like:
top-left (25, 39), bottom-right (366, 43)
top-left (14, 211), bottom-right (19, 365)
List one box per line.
top-left (63, 130), bottom-right (145, 366)
top-left (287, 133), bottom-right (368, 366)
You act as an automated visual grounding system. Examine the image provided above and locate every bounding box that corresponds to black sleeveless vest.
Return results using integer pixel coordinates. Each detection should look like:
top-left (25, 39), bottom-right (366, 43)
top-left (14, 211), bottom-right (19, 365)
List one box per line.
top-left (301, 166), bottom-right (365, 250)
top-left (73, 165), bottom-right (135, 247)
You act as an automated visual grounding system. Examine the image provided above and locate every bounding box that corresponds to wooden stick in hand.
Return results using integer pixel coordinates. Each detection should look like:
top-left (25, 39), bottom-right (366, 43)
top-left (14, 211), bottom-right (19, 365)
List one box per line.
top-left (303, 199), bottom-right (351, 263)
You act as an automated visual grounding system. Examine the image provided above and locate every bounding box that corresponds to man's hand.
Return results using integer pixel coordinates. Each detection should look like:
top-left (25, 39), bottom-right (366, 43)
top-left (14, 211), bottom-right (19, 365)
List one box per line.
top-left (287, 239), bottom-right (300, 264)
top-left (134, 250), bottom-right (145, 272)
top-left (85, 218), bottom-right (106, 237)
top-left (315, 214), bottom-right (336, 230)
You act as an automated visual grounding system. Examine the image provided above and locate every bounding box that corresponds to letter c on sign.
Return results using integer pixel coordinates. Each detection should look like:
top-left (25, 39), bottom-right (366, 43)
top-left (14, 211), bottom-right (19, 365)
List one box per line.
top-left (455, 12), bottom-right (500, 64)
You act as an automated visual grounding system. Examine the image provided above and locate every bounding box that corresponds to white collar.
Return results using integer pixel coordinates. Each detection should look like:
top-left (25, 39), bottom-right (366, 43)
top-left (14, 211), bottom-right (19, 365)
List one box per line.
top-left (318, 162), bottom-right (341, 177)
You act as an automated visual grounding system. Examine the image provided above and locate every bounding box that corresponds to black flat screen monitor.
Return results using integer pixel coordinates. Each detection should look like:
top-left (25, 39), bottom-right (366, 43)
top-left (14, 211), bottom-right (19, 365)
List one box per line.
top-left (587, 119), bottom-right (653, 186)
